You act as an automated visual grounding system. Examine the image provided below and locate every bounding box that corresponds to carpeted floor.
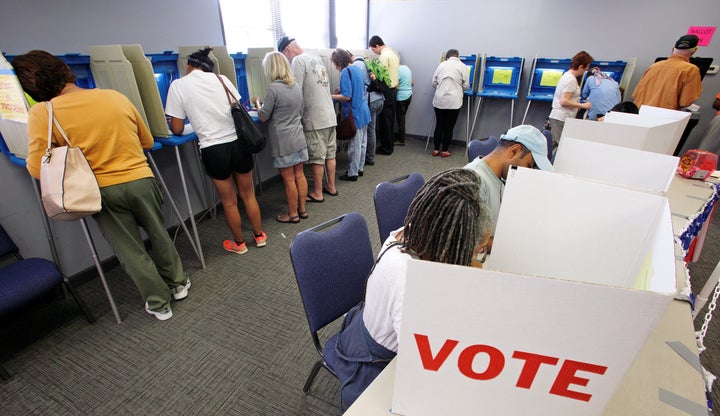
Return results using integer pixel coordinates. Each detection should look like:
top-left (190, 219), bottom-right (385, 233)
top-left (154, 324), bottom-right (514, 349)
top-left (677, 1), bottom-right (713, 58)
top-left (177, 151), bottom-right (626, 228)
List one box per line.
top-left (1, 137), bottom-right (718, 415)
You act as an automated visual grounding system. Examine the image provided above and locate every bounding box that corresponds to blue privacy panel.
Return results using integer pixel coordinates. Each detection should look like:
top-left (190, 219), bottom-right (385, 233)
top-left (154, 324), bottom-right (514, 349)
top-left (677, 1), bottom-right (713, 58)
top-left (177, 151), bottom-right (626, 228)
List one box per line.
top-left (477, 56), bottom-right (523, 99)
top-left (526, 57), bottom-right (571, 102)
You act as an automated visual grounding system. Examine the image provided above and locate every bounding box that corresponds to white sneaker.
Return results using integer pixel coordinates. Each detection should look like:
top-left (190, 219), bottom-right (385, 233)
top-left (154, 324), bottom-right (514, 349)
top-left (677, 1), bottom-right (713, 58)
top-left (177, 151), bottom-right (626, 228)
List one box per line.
top-left (171, 278), bottom-right (192, 300)
top-left (145, 302), bottom-right (173, 321)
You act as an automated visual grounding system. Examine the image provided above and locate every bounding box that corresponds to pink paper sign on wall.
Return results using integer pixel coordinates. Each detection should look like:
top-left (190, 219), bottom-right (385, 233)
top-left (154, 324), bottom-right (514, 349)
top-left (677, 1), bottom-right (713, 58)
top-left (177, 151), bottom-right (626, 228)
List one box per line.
top-left (687, 26), bottom-right (716, 46)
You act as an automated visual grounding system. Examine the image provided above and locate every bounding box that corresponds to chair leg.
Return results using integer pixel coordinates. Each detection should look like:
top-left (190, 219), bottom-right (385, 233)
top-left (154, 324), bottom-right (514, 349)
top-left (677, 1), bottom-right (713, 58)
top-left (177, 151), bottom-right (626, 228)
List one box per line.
top-left (63, 280), bottom-right (95, 324)
top-left (302, 359), bottom-right (324, 394)
top-left (0, 362), bottom-right (11, 381)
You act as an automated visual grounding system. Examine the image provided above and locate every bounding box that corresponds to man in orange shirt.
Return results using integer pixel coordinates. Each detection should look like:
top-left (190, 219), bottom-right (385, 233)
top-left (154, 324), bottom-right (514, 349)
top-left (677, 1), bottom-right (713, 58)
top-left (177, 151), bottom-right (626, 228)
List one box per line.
top-left (632, 34), bottom-right (703, 110)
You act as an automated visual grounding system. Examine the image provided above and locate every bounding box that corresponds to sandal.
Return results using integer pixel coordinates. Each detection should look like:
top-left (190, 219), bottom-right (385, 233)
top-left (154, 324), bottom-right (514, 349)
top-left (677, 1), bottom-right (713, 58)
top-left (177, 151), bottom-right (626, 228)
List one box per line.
top-left (432, 150), bottom-right (440, 157)
top-left (298, 210), bottom-right (309, 219)
top-left (441, 151), bottom-right (452, 158)
top-left (276, 214), bottom-right (300, 224)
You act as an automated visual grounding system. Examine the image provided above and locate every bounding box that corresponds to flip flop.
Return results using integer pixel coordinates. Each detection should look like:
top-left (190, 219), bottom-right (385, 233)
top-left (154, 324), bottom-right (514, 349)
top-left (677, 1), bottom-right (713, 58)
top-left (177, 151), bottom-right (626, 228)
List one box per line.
top-left (322, 187), bottom-right (339, 196)
top-left (298, 210), bottom-right (309, 219)
top-left (306, 194), bottom-right (324, 203)
top-left (277, 214), bottom-right (300, 224)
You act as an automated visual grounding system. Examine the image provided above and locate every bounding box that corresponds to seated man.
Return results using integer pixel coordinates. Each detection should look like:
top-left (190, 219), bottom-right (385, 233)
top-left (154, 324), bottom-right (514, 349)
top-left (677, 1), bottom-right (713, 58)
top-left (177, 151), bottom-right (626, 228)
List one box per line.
top-left (464, 125), bottom-right (554, 251)
top-left (334, 168), bottom-right (493, 409)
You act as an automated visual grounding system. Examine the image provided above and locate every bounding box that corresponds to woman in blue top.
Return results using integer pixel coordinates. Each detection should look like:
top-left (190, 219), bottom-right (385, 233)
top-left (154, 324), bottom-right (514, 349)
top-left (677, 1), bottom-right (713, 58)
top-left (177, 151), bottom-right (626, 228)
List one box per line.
top-left (331, 49), bottom-right (371, 181)
top-left (581, 67), bottom-right (621, 120)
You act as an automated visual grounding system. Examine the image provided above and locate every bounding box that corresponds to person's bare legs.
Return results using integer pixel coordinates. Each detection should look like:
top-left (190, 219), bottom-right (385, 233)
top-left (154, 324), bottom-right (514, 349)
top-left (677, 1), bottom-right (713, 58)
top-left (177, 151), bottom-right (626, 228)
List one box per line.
top-left (212, 177), bottom-right (244, 242)
top-left (324, 158), bottom-right (337, 194)
top-left (278, 166), bottom-right (299, 218)
top-left (233, 170), bottom-right (263, 235)
top-left (294, 163), bottom-right (308, 214)
top-left (307, 163), bottom-right (325, 202)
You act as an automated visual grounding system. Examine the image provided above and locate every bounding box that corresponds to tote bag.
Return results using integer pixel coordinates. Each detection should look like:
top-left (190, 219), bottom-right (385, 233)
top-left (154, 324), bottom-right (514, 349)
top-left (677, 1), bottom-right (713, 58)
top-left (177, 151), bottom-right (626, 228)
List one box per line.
top-left (40, 101), bottom-right (101, 221)
top-left (217, 75), bottom-right (266, 153)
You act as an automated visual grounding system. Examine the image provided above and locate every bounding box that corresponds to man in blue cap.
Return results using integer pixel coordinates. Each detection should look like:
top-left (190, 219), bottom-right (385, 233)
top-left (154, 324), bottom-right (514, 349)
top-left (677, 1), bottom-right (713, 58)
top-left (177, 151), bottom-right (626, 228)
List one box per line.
top-left (464, 124), bottom-right (553, 251)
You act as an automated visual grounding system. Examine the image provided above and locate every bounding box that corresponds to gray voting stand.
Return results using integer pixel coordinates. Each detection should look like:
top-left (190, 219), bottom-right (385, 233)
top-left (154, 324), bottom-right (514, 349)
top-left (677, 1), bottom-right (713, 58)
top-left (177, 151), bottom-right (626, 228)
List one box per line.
top-left (89, 44), bottom-right (206, 275)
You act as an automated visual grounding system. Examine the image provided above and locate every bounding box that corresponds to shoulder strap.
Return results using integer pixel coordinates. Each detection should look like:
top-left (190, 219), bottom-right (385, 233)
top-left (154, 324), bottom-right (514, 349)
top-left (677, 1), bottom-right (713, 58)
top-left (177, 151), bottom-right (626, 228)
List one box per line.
top-left (45, 101), bottom-right (73, 148)
top-left (216, 74), bottom-right (238, 106)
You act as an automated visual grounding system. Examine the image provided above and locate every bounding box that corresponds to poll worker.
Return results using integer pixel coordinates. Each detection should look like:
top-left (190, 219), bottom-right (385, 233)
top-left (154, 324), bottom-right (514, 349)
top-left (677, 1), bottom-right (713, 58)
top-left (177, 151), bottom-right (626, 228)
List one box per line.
top-left (581, 67), bottom-right (621, 120)
top-left (15, 50), bottom-right (189, 321)
top-left (166, 47), bottom-right (267, 254)
top-left (548, 51), bottom-right (594, 150)
top-left (334, 168), bottom-right (493, 409)
top-left (431, 49), bottom-right (470, 157)
top-left (464, 124), bottom-right (554, 252)
top-left (279, 36), bottom-right (339, 201)
top-left (632, 34), bottom-right (703, 111)
top-left (369, 35), bottom-right (400, 155)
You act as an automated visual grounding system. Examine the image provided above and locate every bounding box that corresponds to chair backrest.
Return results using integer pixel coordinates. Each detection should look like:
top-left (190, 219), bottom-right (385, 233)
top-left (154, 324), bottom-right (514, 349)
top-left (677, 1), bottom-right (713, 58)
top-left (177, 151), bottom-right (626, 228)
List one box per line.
top-left (467, 136), bottom-right (498, 162)
top-left (374, 173), bottom-right (425, 243)
top-left (290, 212), bottom-right (374, 335)
top-left (542, 129), bottom-right (554, 163)
top-left (0, 224), bottom-right (19, 259)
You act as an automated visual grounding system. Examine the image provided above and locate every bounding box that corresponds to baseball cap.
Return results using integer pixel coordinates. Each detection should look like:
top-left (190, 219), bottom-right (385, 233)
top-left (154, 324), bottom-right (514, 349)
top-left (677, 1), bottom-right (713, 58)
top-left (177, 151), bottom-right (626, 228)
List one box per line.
top-left (499, 125), bottom-right (554, 171)
top-left (675, 34), bottom-right (699, 50)
top-left (277, 36), bottom-right (295, 53)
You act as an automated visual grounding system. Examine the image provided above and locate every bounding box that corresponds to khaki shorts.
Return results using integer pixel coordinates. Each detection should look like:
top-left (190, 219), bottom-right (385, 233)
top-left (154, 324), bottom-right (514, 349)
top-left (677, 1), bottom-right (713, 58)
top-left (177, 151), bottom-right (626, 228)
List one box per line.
top-left (305, 127), bottom-right (337, 164)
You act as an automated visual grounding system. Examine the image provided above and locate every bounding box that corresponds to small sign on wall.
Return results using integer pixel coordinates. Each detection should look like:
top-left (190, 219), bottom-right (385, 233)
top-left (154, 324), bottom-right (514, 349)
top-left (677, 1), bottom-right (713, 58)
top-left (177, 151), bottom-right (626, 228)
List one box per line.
top-left (687, 26), bottom-right (715, 47)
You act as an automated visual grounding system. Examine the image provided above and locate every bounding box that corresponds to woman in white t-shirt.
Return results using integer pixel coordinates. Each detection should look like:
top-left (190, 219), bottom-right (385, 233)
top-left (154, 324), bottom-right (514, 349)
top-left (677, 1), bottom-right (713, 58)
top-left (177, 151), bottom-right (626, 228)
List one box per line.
top-left (334, 168), bottom-right (493, 409)
top-left (548, 51), bottom-right (594, 152)
top-left (166, 48), bottom-right (266, 254)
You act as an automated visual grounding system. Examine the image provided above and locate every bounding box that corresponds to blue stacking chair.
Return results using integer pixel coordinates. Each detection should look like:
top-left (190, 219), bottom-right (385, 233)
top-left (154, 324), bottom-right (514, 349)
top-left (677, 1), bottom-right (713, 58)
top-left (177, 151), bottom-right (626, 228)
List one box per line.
top-left (289, 212), bottom-right (374, 394)
top-left (467, 136), bottom-right (498, 163)
top-left (0, 224), bottom-right (93, 380)
top-left (374, 173), bottom-right (426, 244)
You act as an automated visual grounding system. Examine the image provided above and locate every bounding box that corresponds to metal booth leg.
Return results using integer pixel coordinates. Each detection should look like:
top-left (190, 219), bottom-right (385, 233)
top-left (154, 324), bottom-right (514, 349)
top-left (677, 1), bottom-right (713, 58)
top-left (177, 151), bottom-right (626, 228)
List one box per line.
top-left (147, 153), bottom-right (205, 268)
top-left (79, 218), bottom-right (122, 324)
top-left (521, 100), bottom-right (532, 125)
top-left (171, 146), bottom-right (206, 269)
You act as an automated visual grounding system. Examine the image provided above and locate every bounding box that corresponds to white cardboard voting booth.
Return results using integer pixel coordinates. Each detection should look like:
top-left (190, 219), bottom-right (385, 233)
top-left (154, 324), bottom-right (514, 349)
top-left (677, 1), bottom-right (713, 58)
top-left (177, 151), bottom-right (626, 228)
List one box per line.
top-left (554, 137), bottom-right (679, 193)
top-left (0, 53), bottom-right (29, 158)
top-left (561, 106), bottom-right (690, 155)
top-left (391, 168), bottom-right (676, 416)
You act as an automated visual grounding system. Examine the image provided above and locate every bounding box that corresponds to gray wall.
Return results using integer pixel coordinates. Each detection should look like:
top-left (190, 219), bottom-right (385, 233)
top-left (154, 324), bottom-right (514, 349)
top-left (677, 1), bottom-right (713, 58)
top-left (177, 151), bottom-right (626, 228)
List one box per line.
top-left (368, 0), bottom-right (720, 149)
top-left (1, 0), bottom-right (719, 275)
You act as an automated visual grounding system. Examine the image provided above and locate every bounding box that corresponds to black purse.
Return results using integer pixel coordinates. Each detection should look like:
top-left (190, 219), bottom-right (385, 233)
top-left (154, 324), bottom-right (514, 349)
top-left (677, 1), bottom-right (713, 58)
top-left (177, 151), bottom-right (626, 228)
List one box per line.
top-left (336, 68), bottom-right (357, 140)
top-left (217, 75), bottom-right (266, 153)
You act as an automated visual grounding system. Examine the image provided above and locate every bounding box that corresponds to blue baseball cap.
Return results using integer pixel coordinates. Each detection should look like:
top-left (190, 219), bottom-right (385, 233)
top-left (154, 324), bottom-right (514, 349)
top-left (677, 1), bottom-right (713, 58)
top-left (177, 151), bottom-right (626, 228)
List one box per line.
top-left (499, 125), bottom-right (554, 171)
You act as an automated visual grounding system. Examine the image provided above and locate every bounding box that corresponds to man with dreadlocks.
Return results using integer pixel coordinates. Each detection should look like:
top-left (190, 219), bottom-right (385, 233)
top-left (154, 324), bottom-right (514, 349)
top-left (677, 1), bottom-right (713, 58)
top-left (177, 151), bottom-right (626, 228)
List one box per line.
top-left (333, 168), bottom-right (493, 409)
top-left (464, 124), bottom-right (554, 252)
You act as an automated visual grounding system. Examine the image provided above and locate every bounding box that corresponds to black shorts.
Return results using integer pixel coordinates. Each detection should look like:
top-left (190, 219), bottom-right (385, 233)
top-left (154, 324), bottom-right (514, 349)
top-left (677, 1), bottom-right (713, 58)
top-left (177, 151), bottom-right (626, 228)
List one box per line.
top-left (200, 140), bottom-right (254, 180)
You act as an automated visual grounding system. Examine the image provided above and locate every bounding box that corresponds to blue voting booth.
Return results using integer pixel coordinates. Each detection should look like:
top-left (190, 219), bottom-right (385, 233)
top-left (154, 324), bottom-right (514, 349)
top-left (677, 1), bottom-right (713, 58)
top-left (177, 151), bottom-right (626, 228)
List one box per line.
top-left (460, 54), bottom-right (480, 147)
top-left (230, 52), bottom-right (250, 106)
top-left (521, 57), bottom-right (571, 124)
top-left (147, 51), bottom-right (180, 107)
top-left (470, 55), bottom-right (524, 138)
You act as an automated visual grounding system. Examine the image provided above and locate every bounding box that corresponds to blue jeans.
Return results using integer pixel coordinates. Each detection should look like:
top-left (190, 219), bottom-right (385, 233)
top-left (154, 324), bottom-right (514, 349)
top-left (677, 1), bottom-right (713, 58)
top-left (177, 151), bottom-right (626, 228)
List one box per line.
top-left (366, 99), bottom-right (384, 163)
top-left (347, 125), bottom-right (368, 177)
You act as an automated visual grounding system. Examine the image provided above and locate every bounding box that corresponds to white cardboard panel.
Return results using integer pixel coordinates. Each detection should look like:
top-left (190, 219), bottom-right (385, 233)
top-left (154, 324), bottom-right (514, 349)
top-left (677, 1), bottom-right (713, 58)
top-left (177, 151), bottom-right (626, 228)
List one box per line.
top-left (553, 137), bottom-right (679, 192)
top-left (0, 53), bottom-right (29, 158)
top-left (561, 118), bottom-right (679, 155)
top-left (638, 105), bottom-right (691, 148)
top-left (121, 44), bottom-right (169, 138)
top-left (88, 45), bottom-right (149, 128)
top-left (486, 168), bottom-right (676, 291)
top-left (391, 260), bottom-right (673, 416)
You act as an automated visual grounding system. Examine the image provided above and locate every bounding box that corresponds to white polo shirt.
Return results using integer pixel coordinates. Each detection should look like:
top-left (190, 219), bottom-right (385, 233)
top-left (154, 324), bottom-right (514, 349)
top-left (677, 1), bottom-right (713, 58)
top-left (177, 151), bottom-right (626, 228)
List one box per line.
top-left (165, 70), bottom-right (239, 149)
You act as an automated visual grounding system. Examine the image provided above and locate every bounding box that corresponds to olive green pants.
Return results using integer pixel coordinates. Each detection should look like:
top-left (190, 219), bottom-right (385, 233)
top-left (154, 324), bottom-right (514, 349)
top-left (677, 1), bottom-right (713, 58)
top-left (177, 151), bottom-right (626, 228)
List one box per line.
top-left (93, 177), bottom-right (185, 311)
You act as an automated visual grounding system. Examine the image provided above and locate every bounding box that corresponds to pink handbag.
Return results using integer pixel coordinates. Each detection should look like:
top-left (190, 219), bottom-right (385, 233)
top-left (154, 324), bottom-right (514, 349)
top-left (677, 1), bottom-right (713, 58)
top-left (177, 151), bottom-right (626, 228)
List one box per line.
top-left (40, 101), bottom-right (101, 220)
